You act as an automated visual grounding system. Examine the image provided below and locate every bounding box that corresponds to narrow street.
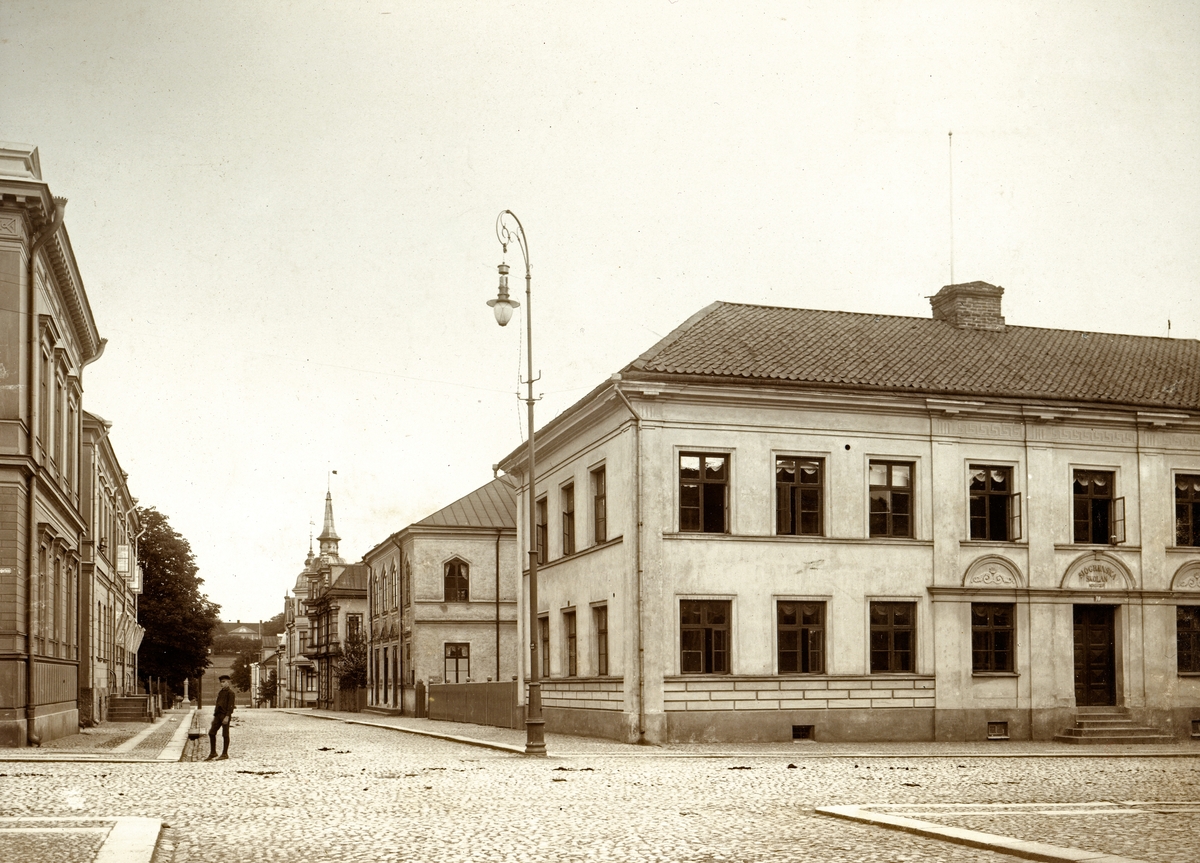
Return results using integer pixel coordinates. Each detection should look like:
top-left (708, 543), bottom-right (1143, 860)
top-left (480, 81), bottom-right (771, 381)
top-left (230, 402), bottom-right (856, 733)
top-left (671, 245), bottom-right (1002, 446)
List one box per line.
top-left (2, 709), bottom-right (1198, 862)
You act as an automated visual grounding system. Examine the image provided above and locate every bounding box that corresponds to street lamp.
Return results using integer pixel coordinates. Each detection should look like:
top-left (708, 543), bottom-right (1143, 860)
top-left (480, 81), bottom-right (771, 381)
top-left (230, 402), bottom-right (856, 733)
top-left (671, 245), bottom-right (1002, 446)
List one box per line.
top-left (488, 209), bottom-right (546, 756)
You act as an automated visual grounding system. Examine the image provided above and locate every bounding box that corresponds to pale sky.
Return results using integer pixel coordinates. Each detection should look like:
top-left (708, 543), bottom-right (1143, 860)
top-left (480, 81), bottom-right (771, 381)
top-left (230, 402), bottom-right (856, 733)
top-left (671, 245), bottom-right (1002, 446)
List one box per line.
top-left (3, 1), bottom-right (1197, 622)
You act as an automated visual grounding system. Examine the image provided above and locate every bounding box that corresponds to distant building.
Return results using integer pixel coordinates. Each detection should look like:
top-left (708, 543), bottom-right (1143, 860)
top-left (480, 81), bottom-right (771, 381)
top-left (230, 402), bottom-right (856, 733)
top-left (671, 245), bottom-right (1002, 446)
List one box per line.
top-left (497, 283), bottom-right (1200, 743)
top-left (363, 478), bottom-right (518, 715)
top-left (282, 569), bottom-right (316, 708)
top-left (302, 492), bottom-right (367, 711)
top-left (78, 411), bottom-right (142, 725)
top-left (0, 145), bottom-right (106, 746)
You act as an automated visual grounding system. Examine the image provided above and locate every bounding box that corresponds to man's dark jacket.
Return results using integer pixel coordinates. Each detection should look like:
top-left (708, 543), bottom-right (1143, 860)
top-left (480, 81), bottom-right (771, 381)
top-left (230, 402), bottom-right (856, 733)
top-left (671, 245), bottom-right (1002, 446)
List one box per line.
top-left (214, 687), bottom-right (236, 719)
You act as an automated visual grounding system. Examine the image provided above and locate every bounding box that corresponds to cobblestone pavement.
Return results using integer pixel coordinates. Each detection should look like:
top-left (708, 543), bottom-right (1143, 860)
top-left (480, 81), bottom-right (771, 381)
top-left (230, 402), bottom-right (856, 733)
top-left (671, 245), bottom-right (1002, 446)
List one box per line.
top-left (1, 709), bottom-right (1198, 862)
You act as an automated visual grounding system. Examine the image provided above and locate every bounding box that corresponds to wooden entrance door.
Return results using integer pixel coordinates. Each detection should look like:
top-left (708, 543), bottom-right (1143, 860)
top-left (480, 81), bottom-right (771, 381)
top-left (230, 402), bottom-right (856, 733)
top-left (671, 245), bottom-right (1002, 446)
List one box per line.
top-left (1073, 605), bottom-right (1116, 706)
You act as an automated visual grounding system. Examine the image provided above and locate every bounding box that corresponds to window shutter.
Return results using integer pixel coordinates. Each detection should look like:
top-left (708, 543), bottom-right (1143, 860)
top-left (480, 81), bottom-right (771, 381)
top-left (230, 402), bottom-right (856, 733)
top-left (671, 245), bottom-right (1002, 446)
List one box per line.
top-left (1008, 492), bottom-right (1022, 541)
top-left (1112, 497), bottom-right (1126, 544)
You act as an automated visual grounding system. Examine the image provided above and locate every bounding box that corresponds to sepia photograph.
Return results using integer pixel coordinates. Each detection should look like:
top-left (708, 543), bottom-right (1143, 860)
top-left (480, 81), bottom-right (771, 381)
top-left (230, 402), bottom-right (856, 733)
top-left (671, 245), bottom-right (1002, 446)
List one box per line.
top-left (1, 2), bottom-right (1198, 861)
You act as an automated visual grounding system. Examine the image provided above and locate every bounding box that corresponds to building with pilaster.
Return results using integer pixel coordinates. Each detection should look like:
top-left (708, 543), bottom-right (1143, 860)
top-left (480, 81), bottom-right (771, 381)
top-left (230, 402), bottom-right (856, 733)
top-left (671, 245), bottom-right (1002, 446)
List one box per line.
top-left (497, 282), bottom-right (1200, 743)
top-left (0, 144), bottom-right (106, 746)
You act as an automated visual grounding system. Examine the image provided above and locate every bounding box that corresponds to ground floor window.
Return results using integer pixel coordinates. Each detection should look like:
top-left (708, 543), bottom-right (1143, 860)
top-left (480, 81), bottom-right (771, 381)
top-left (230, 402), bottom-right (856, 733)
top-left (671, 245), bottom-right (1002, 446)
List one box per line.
top-left (971, 603), bottom-right (1014, 672)
top-left (564, 611), bottom-right (577, 676)
top-left (594, 605), bottom-right (608, 676)
top-left (1179, 606), bottom-right (1200, 673)
top-left (870, 601), bottom-right (915, 673)
top-left (539, 616), bottom-right (549, 678)
top-left (444, 643), bottom-right (470, 683)
top-left (680, 599), bottom-right (730, 674)
top-left (777, 601), bottom-right (824, 673)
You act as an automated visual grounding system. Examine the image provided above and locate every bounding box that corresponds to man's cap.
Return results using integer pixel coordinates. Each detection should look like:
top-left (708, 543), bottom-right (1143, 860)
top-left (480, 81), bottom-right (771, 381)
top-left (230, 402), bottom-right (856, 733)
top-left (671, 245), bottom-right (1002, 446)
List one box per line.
top-left (218, 675), bottom-right (231, 681)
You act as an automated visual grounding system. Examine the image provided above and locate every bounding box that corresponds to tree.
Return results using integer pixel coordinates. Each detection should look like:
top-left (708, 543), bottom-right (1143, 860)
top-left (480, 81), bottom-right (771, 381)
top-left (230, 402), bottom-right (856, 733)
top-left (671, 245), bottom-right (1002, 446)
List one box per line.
top-left (230, 644), bottom-right (260, 692)
top-left (334, 631), bottom-right (367, 691)
top-left (136, 507), bottom-right (221, 691)
top-left (257, 669), bottom-right (278, 707)
top-left (261, 611), bottom-right (286, 638)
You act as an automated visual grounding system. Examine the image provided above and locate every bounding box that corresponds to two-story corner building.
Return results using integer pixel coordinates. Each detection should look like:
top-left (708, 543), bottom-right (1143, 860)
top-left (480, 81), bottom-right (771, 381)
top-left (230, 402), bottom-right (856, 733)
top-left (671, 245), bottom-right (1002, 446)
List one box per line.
top-left (364, 478), bottom-right (518, 716)
top-left (302, 491), bottom-right (367, 711)
top-left (0, 144), bottom-right (106, 747)
top-left (497, 282), bottom-right (1200, 744)
top-left (78, 411), bottom-right (143, 725)
top-left (282, 575), bottom-right (316, 708)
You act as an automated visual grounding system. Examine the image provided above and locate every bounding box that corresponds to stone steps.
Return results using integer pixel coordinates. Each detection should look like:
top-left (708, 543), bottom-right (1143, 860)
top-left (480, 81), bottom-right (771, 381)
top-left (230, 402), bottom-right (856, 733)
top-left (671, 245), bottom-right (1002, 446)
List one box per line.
top-left (1054, 707), bottom-right (1173, 744)
top-left (106, 696), bottom-right (153, 723)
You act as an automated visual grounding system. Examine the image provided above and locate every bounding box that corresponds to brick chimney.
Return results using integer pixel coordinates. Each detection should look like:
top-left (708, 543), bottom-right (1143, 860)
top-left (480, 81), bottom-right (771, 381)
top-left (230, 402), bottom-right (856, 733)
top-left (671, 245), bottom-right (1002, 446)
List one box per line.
top-left (929, 281), bottom-right (1005, 331)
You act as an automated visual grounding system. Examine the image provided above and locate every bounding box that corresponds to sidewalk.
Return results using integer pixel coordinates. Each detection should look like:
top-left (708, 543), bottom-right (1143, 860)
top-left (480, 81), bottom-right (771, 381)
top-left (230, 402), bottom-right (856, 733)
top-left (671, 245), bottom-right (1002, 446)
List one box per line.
top-left (288, 708), bottom-right (1200, 759)
top-left (0, 707), bottom-right (196, 763)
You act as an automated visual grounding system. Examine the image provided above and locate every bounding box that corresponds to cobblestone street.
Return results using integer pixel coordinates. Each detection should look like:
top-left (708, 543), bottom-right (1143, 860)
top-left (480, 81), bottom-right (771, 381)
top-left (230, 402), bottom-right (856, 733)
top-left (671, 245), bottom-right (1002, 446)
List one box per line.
top-left (2, 709), bottom-right (1199, 862)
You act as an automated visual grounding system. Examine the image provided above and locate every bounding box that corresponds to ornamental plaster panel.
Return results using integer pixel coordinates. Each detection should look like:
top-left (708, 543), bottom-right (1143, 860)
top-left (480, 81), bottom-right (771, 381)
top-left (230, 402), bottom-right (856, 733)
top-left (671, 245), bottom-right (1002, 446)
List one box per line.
top-left (1170, 561), bottom-right (1200, 592)
top-left (932, 419), bottom-right (1023, 440)
top-left (1028, 425), bottom-right (1137, 446)
top-left (962, 555), bottom-right (1023, 588)
top-left (0, 216), bottom-right (17, 237)
top-left (1059, 551), bottom-right (1135, 591)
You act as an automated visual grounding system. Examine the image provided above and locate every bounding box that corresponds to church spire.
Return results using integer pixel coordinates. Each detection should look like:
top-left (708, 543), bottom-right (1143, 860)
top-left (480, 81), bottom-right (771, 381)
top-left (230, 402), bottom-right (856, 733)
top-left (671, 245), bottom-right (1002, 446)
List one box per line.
top-left (317, 490), bottom-right (342, 563)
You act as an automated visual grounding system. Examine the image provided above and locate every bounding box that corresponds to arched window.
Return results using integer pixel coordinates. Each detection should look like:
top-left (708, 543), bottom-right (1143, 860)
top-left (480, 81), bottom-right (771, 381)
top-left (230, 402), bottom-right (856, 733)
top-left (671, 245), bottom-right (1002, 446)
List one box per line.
top-left (444, 559), bottom-right (469, 603)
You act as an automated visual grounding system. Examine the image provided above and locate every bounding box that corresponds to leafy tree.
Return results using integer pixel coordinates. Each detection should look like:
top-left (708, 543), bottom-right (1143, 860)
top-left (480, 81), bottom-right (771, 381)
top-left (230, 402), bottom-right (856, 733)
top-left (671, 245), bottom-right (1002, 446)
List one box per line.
top-left (136, 507), bottom-right (221, 691)
top-left (261, 611), bottom-right (286, 638)
top-left (230, 644), bottom-right (260, 692)
top-left (257, 669), bottom-right (278, 707)
top-left (210, 633), bottom-right (261, 655)
top-left (334, 631), bottom-right (367, 691)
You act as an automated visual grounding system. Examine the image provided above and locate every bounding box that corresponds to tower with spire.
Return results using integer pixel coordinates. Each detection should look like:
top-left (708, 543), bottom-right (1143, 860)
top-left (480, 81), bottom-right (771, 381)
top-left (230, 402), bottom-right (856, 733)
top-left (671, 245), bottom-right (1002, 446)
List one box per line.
top-left (317, 491), bottom-right (344, 564)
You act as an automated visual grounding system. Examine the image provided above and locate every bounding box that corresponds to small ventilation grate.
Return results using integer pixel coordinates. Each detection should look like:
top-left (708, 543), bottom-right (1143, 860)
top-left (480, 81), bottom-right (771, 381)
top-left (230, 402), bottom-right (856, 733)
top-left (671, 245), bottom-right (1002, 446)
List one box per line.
top-left (987, 721), bottom-right (1009, 740)
top-left (792, 725), bottom-right (814, 741)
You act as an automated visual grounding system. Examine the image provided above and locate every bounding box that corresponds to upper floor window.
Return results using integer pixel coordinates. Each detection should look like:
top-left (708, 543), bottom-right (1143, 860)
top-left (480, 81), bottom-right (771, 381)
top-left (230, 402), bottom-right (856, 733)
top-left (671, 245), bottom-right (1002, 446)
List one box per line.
top-left (870, 601), bottom-right (915, 673)
top-left (869, 461), bottom-right (912, 538)
top-left (777, 601), bottom-right (824, 673)
top-left (680, 453), bottom-right (727, 533)
top-left (1177, 475), bottom-right (1200, 547)
top-left (1179, 606), bottom-right (1200, 674)
top-left (535, 497), bottom-right (548, 565)
top-left (444, 559), bottom-right (469, 602)
top-left (1073, 470), bottom-right (1124, 544)
top-left (346, 613), bottom-right (362, 641)
top-left (680, 599), bottom-right (730, 674)
top-left (776, 457), bottom-right (823, 536)
top-left (592, 467), bottom-right (607, 544)
top-left (562, 484), bottom-right (575, 556)
top-left (969, 466), bottom-right (1020, 541)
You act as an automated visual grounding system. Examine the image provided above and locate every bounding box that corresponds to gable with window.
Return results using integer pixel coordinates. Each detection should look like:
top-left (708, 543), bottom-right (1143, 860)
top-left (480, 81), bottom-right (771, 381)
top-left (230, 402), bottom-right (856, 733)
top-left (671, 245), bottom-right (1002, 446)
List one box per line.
top-left (680, 453), bottom-right (728, 533)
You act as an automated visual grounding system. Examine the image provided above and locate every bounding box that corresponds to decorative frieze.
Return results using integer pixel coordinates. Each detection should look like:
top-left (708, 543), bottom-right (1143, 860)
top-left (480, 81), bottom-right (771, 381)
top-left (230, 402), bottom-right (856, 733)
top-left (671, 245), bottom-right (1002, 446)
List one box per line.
top-left (932, 419), bottom-right (1022, 440)
top-left (962, 555), bottom-right (1023, 588)
top-left (1028, 426), bottom-right (1137, 446)
top-left (1171, 562), bottom-right (1200, 592)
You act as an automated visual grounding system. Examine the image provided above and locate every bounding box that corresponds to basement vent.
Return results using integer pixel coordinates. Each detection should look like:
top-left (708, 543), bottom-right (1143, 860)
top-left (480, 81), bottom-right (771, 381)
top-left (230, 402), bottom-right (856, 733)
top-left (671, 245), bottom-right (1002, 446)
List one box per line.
top-left (987, 721), bottom-right (1010, 740)
top-left (1192, 720), bottom-right (1200, 739)
top-left (792, 725), bottom-right (814, 741)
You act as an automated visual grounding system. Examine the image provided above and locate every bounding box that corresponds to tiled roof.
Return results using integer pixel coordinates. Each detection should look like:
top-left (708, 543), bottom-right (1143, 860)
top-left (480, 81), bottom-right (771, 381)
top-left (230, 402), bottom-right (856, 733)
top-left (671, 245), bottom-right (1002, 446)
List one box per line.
top-left (414, 478), bottom-right (517, 529)
top-left (626, 302), bottom-right (1200, 410)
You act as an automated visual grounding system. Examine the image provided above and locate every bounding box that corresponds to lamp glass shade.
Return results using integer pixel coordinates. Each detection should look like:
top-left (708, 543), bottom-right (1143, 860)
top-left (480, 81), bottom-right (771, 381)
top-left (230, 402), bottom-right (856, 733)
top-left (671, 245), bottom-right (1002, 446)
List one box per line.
top-left (489, 298), bottom-right (516, 327)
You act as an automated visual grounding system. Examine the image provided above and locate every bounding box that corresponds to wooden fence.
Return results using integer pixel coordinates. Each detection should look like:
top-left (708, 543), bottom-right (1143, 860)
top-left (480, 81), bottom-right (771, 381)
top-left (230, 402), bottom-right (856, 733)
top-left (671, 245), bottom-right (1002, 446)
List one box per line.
top-left (427, 680), bottom-right (522, 729)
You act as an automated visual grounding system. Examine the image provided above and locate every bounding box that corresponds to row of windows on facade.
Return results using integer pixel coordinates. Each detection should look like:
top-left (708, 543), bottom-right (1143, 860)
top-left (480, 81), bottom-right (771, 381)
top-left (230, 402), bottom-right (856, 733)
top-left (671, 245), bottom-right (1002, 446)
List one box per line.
top-left (534, 467), bottom-right (606, 563)
top-left (529, 599), bottom-right (1200, 677)
top-left (34, 550), bottom-right (78, 660)
top-left (671, 455), bottom-right (1200, 547)
top-left (38, 336), bottom-right (81, 494)
top-left (309, 613), bottom-right (363, 648)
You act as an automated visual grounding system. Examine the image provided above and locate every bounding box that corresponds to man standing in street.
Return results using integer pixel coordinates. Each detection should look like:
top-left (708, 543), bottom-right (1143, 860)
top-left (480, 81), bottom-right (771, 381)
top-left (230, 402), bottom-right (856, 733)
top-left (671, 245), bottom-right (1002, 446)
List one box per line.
top-left (206, 675), bottom-right (236, 761)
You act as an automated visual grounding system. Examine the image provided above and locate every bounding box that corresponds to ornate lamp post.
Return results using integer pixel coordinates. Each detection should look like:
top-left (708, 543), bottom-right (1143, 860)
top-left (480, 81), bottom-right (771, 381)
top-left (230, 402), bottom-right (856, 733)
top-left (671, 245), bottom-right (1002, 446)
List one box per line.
top-left (488, 209), bottom-right (546, 756)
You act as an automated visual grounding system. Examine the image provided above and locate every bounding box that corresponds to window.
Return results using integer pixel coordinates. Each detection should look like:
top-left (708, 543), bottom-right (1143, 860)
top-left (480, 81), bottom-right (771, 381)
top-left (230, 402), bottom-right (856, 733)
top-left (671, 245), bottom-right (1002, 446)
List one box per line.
top-left (1074, 470), bottom-right (1124, 544)
top-left (777, 601), bottom-right (824, 673)
top-left (869, 461), bottom-right (913, 538)
top-left (564, 610), bottom-right (577, 676)
top-left (1177, 475), bottom-right (1200, 547)
top-left (444, 643), bottom-right (469, 682)
top-left (535, 497), bottom-right (548, 565)
top-left (1179, 607), bottom-right (1200, 674)
top-left (444, 559), bottom-right (469, 602)
top-left (970, 466), bottom-right (1020, 541)
top-left (680, 453), bottom-right (728, 533)
top-left (304, 670), bottom-right (317, 692)
top-left (776, 457), bottom-right (823, 536)
top-left (680, 599), bottom-right (730, 674)
top-left (538, 615), bottom-right (549, 678)
top-left (592, 467), bottom-right (607, 544)
top-left (562, 484), bottom-right (575, 556)
top-left (870, 601), bottom-right (915, 673)
top-left (594, 606), bottom-right (608, 676)
top-left (971, 603), bottom-right (1014, 672)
